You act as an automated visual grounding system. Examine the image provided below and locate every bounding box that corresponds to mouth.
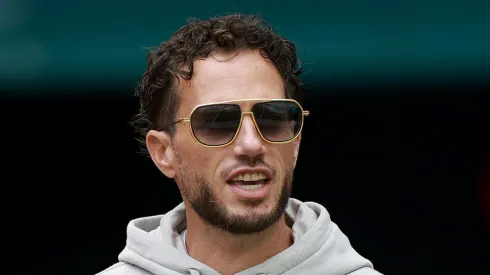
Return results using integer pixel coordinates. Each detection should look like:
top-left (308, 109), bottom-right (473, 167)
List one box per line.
top-left (226, 171), bottom-right (272, 199)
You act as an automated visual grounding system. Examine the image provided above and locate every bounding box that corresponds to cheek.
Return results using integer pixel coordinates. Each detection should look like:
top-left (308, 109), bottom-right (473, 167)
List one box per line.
top-left (279, 143), bottom-right (297, 166)
top-left (175, 128), bottom-right (203, 159)
top-left (175, 140), bottom-right (220, 176)
top-left (265, 144), bottom-right (297, 182)
top-left (179, 146), bottom-right (204, 165)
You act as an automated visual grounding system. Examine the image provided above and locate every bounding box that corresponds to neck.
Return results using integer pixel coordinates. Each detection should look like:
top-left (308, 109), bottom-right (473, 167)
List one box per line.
top-left (184, 207), bottom-right (293, 275)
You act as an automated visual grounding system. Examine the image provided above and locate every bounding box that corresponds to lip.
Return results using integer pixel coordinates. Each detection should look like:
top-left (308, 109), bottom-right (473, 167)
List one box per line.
top-left (229, 180), bottom-right (272, 199)
top-left (225, 167), bottom-right (273, 182)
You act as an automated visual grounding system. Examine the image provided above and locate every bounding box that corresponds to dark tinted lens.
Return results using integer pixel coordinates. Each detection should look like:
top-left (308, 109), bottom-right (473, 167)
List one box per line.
top-left (252, 101), bottom-right (302, 142)
top-left (191, 104), bottom-right (241, 146)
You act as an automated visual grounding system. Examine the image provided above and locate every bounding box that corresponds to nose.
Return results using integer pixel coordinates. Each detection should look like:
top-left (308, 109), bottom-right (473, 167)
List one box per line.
top-left (232, 114), bottom-right (266, 159)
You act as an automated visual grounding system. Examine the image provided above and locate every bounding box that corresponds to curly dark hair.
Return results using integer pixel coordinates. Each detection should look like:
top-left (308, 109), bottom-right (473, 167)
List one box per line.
top-left (131, 13), bottom-right (305, 154)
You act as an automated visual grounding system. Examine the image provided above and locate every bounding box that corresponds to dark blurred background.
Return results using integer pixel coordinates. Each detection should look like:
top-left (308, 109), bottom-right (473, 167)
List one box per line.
top-left (1, 1), bottom-right (489, 275)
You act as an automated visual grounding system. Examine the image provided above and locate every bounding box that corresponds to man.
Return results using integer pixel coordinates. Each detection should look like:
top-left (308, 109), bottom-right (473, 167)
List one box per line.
top-left (98, 14), bottom-right (382, 275)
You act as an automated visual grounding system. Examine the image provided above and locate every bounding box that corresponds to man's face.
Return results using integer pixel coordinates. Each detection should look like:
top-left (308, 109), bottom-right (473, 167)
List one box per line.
top-left (167, 49), bottom-right (300, 234)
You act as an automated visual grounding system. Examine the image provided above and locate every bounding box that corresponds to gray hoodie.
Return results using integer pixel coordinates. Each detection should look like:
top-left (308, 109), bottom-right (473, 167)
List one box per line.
top-left (97, 198), bottom-right (382, 275)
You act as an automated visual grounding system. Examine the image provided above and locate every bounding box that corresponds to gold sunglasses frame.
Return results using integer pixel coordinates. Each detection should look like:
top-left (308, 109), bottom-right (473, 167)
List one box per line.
top-left (171, 98), bottom-right (310, 148)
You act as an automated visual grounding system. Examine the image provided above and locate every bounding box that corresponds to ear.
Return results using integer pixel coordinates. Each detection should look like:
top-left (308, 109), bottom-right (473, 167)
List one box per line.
top-left (146, 130), bottom-right (177, 178)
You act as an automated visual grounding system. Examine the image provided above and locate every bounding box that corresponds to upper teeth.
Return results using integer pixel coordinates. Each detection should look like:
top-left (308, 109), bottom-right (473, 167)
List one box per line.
top-left (232, 172), bottom-right (267, 181)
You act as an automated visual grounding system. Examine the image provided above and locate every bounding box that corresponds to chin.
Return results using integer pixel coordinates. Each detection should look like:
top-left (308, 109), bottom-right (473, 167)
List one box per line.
top-left (226, 197), bottom-right (275, 214)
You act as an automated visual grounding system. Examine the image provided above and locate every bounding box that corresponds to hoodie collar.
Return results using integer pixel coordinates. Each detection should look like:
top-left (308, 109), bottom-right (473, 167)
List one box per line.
top-left (118, 198), bottom-right (373, 275)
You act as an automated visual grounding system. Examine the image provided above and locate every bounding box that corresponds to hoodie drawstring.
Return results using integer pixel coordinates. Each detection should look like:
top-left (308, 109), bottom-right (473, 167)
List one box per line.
top-left (189, 268), bottom-right (200, 275)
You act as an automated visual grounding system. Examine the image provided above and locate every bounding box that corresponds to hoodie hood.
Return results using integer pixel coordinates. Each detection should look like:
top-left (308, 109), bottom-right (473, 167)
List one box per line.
top-left (116, 198), bottom-right (375, 275)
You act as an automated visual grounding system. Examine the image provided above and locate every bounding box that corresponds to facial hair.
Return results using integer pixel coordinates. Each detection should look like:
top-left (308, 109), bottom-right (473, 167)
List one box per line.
top-left (176, 157), bottom-right (294, 235)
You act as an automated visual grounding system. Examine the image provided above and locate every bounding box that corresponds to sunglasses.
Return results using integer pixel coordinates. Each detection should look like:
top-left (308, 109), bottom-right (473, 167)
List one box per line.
top-left (163, 98), bottom-right (310, 147)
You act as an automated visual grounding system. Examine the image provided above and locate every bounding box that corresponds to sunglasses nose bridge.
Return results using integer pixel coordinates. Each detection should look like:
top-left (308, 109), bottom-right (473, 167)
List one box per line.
top-left (240, 111), bottom-right (257, 126)
top-left (241, 111), bottom-right (254, 117)
top-left (237, 111), bottom-right (262, 138)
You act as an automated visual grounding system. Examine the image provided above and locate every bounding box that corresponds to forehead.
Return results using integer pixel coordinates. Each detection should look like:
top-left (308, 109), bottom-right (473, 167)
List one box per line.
top-left (177, 49), bottom-right (285, 113)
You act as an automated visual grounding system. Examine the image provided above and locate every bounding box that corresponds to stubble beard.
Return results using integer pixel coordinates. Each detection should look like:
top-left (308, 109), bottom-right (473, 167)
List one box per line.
top-left (176, 157), bottom-right (294, 235)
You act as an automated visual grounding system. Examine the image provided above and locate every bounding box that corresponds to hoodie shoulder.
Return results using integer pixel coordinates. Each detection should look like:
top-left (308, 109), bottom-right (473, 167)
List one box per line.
top-left (349, 267), bottom-right (384, 275)
top-left (96, 262), bottom-right (152, 275)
